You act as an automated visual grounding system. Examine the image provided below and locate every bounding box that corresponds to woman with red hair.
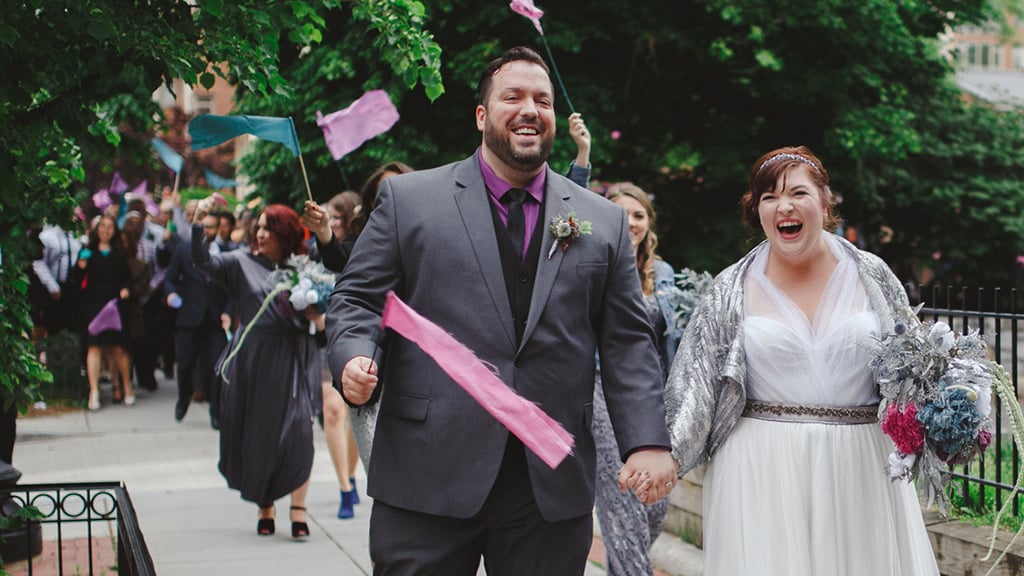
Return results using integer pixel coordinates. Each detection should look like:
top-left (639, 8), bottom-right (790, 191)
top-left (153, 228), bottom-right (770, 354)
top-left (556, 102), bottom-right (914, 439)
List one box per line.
top-left (192, 200), bottom-right (324, 540)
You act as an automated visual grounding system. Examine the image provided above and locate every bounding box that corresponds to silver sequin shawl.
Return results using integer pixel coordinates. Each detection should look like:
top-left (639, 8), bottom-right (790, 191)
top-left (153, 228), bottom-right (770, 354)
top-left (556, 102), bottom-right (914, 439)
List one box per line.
top-left (665, 237), bottom-right (913, 476)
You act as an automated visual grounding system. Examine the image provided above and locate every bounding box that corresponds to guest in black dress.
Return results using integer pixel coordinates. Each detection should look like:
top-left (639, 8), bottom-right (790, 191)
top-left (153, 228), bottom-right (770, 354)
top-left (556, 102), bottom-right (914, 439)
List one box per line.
top-left (73, 214), bottom-right (132, 410)
top-left (193, 200), bottom-right (323, 539)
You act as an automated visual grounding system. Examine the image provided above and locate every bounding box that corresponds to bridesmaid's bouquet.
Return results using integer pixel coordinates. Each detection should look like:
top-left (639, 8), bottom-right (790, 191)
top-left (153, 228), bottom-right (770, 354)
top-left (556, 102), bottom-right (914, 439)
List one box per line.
top-left (279, 255), bottom-right (336, 314)
top-left (870, 308), bottom-right (1019, 516)
top-left (220, 255), bottom-right (336, 384)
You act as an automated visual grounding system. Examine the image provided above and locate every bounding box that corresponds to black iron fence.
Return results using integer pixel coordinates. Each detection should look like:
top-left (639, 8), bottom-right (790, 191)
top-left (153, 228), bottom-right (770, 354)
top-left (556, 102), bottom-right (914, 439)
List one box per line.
top-left (0, 481), bottom-right (155, 575)
top-left (910, 285), bottom-right (1022, 516)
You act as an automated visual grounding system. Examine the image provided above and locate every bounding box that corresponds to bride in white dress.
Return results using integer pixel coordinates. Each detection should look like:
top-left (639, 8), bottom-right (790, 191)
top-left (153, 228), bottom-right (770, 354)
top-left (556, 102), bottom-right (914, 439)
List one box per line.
top-left (663, 146), bottom-right (939, 575)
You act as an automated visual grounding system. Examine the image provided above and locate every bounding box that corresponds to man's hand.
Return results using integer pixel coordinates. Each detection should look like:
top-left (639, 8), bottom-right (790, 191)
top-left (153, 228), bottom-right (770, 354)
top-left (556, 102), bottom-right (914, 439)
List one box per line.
top-left (341, 355), bottom-right (378, 405)
top-left (617, 448), bottom-right (678, 505)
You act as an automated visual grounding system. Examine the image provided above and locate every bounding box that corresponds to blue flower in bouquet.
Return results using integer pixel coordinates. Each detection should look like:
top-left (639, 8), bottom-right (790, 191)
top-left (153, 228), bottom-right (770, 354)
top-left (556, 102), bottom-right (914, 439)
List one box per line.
top-left (915, 387), bottom-right (983, 458)
top-left (266, 255), bottom-right (336, 315)
top-left (281, 255), bottom-right (336, 314)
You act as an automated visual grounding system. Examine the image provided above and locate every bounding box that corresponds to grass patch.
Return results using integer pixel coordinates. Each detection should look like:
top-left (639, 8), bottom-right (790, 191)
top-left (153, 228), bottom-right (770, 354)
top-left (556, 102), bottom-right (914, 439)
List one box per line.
top-left (947, 439), bottom-right (1024, 532)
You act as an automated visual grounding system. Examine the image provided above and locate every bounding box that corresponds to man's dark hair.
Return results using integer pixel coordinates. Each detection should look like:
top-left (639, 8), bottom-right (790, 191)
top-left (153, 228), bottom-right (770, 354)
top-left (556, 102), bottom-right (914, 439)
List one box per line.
top-left (216, 210), bottom-right (236, 228)
top-left (476, 46), bottom-right (550, 106)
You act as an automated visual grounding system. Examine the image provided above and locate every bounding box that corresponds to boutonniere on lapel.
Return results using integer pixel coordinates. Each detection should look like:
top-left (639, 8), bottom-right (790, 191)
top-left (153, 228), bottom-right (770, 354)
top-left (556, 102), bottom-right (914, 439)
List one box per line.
top-left (547, 212), bottom-right (593, 259)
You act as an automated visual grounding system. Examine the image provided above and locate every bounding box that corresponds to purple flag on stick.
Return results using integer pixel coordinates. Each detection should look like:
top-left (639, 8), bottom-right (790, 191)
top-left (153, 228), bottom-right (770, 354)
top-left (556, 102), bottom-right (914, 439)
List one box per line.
top-left (88, 298), bottom-right (122, 336)
top-left (126, 180), bottom-right (159, 216)
top-left (92, 189), bottom-right (113, 212)
top-left (316, 90), bottom-right (400, 161)
top-left (380, 291), bottom-right (574, 469)
top-left (109, 171), bottom-right (129, 195)
top-left (510, 0), bottom-right (545, 35)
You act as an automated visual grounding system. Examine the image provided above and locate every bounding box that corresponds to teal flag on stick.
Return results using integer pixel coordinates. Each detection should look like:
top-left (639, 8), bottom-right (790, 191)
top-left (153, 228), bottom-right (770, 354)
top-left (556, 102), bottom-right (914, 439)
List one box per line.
top-left (151, 138), bottom-right (184, 173)
top-left (204, 168), bottom-right (238, 190)
top-left (188, 115), bottom-right (301, 156)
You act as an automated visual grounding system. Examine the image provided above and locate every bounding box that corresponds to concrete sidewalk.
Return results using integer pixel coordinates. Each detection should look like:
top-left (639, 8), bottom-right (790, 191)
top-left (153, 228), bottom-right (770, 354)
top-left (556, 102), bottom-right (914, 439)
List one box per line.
top-left (12, 372), bottom-right (699, 575)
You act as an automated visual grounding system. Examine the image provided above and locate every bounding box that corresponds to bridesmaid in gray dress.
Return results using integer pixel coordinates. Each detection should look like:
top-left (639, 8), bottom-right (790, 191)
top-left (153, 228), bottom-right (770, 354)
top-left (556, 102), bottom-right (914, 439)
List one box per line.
top-left (193, 201), bottom-right (324, 539)
top-left (593, 184), bottom-right (683, 575)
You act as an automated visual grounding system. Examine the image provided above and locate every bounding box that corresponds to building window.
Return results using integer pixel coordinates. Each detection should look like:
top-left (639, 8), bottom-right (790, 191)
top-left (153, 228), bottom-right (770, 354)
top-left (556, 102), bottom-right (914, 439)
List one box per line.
top-left (1014, 47), bottom-right (1024, 69)
top-left (194, 93), bottom-right (214, 116)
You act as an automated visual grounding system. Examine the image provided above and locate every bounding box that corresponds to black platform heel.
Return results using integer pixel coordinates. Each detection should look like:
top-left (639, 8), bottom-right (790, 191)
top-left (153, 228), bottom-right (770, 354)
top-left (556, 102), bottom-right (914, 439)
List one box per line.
top-left (257, 518), bottom-right (275, 536)
top-left (290, 506), bottom-right (310, 539)
top-left (257, 505), bottom-right (275, 536)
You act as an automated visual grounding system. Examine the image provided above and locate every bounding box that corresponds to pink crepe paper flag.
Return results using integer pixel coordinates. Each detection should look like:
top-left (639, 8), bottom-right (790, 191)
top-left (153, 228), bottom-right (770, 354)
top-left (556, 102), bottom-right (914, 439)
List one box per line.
top-left (380, 291), bottom-right (574, 469)
top-left (510, 0), bottom-right (545, 35)
top-left (92, 188), bottom-right (113, 212)
top-left (316, 90), bottom-right (400, 161)
top-left (88, 298), bottom-right (122, 336)
top-left (75, 206), bottom-right (87, 222)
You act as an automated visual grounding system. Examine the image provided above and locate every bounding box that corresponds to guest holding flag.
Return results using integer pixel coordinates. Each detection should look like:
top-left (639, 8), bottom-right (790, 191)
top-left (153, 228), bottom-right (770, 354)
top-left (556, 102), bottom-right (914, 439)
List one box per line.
top-left (72, 214), bottom-right (133, 411)
top-left (302, 193), bottom-right (364, 519)
top-left (164, 210), bottom-right (233, 427)
top-left (192, 198), bottom-right (323, 539)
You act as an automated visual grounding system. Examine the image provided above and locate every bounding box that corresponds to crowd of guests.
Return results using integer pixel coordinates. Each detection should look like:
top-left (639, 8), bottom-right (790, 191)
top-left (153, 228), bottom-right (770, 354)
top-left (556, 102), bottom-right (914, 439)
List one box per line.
top-left (30, 191), bottom-right (250, 412)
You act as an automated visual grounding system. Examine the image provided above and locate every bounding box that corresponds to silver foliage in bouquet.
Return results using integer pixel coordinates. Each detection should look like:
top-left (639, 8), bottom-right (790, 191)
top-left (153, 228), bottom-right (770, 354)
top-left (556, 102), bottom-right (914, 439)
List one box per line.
top-left (668, 267), bottom-right (714, 331)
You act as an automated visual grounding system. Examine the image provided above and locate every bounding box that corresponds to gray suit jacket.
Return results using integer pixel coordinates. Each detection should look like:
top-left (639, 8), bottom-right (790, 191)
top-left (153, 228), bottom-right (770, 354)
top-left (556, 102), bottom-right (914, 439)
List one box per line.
top-left (327, 153), bottom-right (670, 522)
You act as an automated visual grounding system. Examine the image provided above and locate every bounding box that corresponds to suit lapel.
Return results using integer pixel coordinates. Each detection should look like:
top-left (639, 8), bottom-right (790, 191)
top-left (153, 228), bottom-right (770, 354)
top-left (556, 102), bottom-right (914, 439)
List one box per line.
top-left (519, 169), bottom-right (572, 352)
top-left (453, 157), bottom-right (517, 349)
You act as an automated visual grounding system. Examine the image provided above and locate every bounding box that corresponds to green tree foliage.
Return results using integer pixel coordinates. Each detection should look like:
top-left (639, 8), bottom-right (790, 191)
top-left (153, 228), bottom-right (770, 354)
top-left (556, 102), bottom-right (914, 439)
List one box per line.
top-left (237, 0), bottom-right (1024, 292)
top-left (0, 0), bottom-right (442, 411)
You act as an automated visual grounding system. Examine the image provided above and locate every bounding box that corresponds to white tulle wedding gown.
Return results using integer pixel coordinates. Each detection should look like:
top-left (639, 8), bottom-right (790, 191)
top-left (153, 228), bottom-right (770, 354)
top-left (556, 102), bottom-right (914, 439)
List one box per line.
top-left (702, 236), bottom-right (939, 575)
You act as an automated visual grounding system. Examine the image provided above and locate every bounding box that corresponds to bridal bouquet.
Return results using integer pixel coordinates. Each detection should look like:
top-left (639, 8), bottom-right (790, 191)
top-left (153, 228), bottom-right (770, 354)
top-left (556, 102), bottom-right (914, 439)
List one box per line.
top-left (870, 308), bottom-right (1017, 515)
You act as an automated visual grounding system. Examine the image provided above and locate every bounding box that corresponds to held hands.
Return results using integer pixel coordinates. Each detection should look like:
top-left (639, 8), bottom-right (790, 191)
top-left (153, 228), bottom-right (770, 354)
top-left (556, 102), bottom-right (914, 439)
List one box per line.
top-left (341, 355), bottom-right (378, 405)
top-left (301, 201), bottom-right (332, 244)
top-left (617, 448), bottom-right (679, 505)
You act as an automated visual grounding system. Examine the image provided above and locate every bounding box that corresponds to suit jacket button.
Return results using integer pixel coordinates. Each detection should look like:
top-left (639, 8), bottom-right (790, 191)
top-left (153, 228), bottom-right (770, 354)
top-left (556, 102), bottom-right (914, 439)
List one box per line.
top-left (515, 360), bottom-right (524, 368)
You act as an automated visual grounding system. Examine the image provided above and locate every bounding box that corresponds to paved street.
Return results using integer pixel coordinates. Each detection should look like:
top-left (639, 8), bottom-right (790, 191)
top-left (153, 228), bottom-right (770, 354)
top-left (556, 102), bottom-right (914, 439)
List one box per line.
top-left (11, 373), bottom-right (629, 575)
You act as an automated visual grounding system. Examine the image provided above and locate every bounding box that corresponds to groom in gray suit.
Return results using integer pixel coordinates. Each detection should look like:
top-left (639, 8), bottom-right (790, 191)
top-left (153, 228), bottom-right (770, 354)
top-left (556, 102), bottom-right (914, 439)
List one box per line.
top-left (327, 46), bottom-right (676, 575)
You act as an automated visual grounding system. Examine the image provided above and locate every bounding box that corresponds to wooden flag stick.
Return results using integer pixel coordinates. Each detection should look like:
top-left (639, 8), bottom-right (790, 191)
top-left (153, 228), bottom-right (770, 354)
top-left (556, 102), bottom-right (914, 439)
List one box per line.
top-left (172, 171), bottom-right (181, 195)
top-left (298, 153), bottom-right (314, 202)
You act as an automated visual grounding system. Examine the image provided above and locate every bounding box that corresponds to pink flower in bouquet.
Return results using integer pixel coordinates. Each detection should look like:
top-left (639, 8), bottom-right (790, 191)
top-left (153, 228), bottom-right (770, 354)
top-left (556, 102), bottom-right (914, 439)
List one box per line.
top-left (881, 403), bottom-right (925, 455)
top-left (978, 429), bottom-right (993, 451)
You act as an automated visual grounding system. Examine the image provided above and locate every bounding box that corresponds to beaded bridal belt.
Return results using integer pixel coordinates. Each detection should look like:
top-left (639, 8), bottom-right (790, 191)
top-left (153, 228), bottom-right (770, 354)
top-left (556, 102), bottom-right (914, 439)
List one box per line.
top-left (742, 400), bottom-right (880, 425)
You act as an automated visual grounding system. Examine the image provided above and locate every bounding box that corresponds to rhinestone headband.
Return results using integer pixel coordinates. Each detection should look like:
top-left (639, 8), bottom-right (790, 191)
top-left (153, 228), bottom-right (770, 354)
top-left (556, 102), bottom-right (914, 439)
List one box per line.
top-left (758, 153), bottom-right (821, 174)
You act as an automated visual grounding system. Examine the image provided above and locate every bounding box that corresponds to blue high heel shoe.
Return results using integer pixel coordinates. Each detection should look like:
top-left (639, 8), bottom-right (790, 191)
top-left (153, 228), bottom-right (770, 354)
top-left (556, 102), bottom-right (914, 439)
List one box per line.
top-left (349, 477), bottom-right (360, 505)
top-left (337, 489), bottom-right (356, 519)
